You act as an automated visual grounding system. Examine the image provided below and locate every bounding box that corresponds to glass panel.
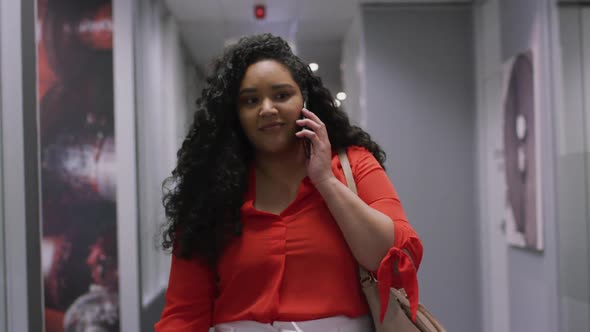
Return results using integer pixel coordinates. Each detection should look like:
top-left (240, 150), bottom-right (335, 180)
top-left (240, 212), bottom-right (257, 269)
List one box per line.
top-left (0, 88), bottom-right (5, 332)
top-left (0, 1), bottom-right (6, 328)
top-left (557, 5), bottom-right (590, 332)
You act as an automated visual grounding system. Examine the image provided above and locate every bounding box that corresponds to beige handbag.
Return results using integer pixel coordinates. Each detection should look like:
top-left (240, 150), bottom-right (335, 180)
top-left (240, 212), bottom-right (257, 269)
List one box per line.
top-left (338, 150), bottom-right (447, 332)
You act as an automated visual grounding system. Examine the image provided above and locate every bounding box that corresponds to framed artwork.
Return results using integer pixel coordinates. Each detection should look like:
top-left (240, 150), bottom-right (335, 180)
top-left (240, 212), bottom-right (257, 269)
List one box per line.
top-left (501, 48), bottom-right (544, 252)
top-left (37, 0), bottom-right (120, 330)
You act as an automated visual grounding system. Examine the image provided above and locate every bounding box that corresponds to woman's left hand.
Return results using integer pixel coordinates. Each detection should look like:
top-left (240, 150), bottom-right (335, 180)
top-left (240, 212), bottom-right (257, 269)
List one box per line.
top-left (295, 108), bottom-right (335, 186)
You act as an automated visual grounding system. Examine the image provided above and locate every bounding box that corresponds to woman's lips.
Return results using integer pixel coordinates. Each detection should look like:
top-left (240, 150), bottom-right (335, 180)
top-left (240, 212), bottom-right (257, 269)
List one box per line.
top-left (259, 123), bottom-right (285, 131)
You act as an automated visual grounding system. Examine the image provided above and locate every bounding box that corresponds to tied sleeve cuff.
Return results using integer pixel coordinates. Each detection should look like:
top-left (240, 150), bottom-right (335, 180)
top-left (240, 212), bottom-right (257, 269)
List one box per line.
top-left (376, 244), bottom-right (420, 322)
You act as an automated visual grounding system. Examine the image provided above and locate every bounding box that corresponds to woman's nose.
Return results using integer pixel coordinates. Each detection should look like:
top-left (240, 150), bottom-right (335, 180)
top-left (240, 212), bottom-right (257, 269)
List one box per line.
top-left (259, 98), bottom-right (278, 117)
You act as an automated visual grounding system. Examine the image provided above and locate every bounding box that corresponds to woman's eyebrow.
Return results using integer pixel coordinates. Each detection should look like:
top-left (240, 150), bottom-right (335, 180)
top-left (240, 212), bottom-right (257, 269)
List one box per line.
top-left (271, 84), bottom-right (295, 90)
top-left (238, 88), bottom-right (257, 96)
top-left (239, 84), bottom-right (294, 96)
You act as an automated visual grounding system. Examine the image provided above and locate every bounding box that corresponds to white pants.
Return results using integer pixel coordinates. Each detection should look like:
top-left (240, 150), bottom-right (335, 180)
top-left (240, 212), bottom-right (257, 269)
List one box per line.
top-left (213, 315), bottom-right (373, 332)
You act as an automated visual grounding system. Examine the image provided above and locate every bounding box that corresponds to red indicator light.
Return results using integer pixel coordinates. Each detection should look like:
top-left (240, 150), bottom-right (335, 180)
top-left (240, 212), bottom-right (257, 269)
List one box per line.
top-left (254, 4), bottom-right (266, 20)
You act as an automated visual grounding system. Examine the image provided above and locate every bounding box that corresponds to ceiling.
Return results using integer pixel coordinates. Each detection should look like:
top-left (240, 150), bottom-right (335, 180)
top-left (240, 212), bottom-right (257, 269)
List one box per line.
top-left (163, 0), bottom-right (471, 91)
top-left (163, 0), bottom-right (357, 75)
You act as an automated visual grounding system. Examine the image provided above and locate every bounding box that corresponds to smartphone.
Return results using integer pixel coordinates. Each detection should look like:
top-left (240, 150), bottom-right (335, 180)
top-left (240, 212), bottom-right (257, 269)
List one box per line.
top-left (301, 100), bottom-right (311, 159)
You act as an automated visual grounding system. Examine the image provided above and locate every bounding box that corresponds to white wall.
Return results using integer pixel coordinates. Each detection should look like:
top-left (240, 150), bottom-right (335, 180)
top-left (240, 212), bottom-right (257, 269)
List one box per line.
top-left (361, 4), bottom-right (480, 331)
top-left (135, 0), bottom-right (173, 307)
top-left (472, 1), bottom-right (510, 332)
top-left (341, 5), bottom-right (366, 126)
top-left (473, 0), bottom-right (562, 331)
top-left (134, 0), bottom-right (202, 329)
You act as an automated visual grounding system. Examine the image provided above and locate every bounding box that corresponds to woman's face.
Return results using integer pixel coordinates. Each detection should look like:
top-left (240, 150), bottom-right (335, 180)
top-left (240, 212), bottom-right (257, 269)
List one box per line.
top-left (237, 59), bottom-right (304, 156)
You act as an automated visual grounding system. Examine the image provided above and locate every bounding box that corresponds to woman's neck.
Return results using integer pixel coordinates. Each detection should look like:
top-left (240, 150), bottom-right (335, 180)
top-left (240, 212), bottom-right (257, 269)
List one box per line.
top-left (254, 145), bottom-right (307, 184)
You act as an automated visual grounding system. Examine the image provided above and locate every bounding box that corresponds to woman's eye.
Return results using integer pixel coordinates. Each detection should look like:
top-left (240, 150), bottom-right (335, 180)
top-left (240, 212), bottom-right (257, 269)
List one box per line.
top-left (243, 97), bottom-right (258, 105)
top-left (275, 93), bottom-right (289, 100)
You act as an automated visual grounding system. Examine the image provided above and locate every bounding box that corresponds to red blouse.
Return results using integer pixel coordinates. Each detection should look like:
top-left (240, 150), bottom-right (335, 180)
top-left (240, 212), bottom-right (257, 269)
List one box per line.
top-left (155, 146), bottom-right (423, 331)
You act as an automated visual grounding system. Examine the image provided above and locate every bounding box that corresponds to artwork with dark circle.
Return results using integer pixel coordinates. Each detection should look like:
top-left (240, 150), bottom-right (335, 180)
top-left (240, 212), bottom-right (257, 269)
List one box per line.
top-left (502, 50), bottom-right (542, 251)
top-left (37, 0), bottom-right (120, 330)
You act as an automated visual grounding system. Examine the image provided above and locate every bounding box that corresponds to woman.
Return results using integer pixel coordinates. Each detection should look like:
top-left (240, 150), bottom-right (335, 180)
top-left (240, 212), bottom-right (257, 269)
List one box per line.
top-left (156, 34), bottom-right (423, 332)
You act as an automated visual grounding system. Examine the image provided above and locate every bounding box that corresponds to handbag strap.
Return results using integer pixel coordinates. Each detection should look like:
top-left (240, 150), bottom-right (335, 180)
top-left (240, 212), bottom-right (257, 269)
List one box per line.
top-left (337, 149), bottom-right (373, 285)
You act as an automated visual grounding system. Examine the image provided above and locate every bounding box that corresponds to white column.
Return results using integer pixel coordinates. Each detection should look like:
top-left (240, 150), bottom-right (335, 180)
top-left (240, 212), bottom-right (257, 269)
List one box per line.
top-left (113, 0), bottom-right (141, 330)
top-left (1, 0), bottom-right (29, 330)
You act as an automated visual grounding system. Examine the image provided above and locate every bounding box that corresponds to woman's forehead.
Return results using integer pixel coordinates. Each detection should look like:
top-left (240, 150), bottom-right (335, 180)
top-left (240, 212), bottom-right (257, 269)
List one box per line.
top-left (240, 60), bottom-right (297, 87)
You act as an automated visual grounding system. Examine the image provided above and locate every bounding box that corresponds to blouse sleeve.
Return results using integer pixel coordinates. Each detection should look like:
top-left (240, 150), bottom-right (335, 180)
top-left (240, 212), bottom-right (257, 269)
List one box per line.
top-left (155, 253), bottom-right (215, 332)
top-left (349, 147), bottom-right (423, 321)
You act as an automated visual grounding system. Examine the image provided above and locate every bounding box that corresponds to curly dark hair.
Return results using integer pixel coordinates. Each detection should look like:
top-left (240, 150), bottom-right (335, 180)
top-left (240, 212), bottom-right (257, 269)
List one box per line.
top-left (161, 33), bottom-right (386, 265)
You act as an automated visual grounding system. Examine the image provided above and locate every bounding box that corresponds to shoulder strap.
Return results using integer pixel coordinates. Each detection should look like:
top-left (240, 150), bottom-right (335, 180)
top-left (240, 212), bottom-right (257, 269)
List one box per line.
top-left (338, 149), bottom-right (357, 194)
top-left (337, 149), bottom-right (373, 284)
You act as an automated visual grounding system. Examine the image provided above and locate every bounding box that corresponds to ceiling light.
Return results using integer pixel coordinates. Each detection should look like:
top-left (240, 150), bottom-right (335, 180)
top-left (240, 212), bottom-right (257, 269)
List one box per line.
top-left (309, 63), bottom-right (319, 72)
top-left (336, 92), bottom-right (347, 101)
top-left (334, 99), bottom-right (341, 107)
